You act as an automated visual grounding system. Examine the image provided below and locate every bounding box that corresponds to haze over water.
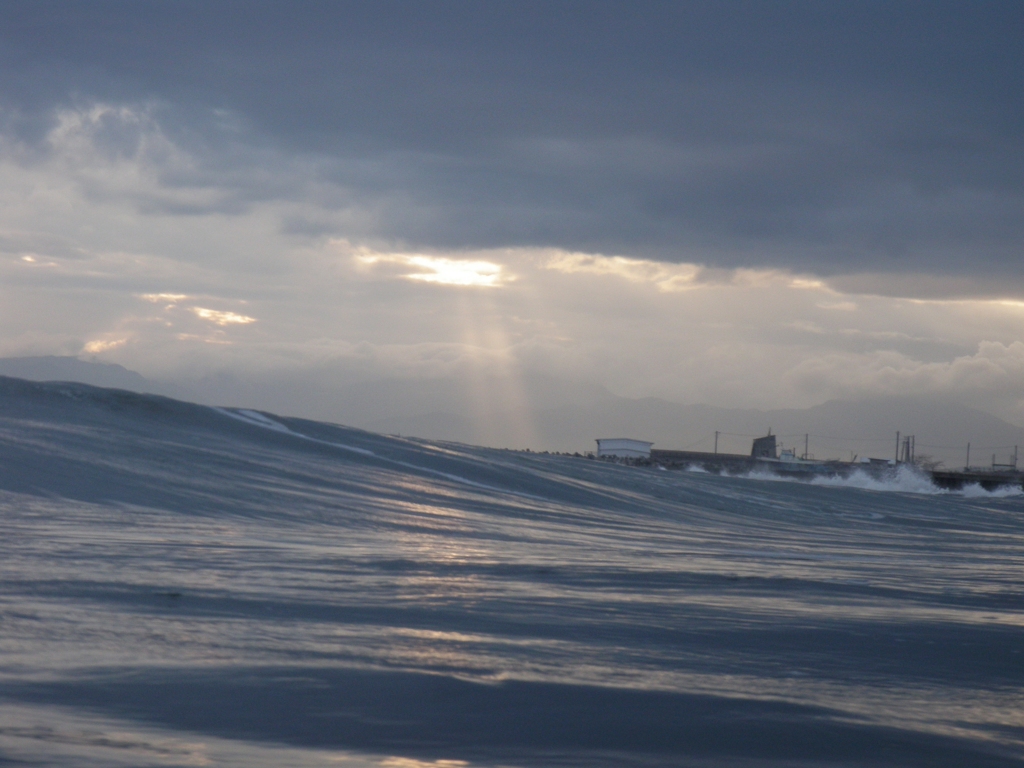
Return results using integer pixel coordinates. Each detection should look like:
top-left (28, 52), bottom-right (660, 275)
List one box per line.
top-left (1, 378), bottom-right (1022, 766)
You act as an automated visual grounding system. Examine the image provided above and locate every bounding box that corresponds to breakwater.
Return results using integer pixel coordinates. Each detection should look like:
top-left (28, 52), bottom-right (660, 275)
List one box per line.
top-left (650, 449), bottom-right (1024, 491)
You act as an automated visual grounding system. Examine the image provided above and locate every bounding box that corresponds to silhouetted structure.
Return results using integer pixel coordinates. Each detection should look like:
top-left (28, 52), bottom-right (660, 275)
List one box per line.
top-left (750, 433), bottom-right (777, 459)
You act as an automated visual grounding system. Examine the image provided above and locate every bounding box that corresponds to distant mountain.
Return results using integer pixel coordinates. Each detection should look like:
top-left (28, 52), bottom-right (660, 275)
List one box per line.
top-left (0, 356), bottom-right (154, 392)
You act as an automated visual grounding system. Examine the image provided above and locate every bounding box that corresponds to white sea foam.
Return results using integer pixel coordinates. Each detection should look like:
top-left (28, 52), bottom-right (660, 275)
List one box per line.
top-left (809, 465), bottom-right (943, 495)
top-left (729, 463), bottom-right (1021, 498)
top-left (960, 481), bottom-right (1024, 498)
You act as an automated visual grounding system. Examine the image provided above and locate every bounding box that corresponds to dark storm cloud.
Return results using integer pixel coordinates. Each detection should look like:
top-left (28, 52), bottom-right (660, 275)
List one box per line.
top-left (2, 1), bottom-right (1022, 274)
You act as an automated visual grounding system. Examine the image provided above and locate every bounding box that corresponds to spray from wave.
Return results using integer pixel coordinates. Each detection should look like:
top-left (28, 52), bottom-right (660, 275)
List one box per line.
top-left (809, 465), bottom-right (943, 494)
top-left (959, 481), bottom-right (1024, 498)
top-left (727, 464), bottom-right (1022, 497)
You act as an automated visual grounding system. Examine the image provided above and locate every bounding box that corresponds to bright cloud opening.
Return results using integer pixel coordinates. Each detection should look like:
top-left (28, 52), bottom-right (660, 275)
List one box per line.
top-left (355, 250), bottom-right (507, 287)
top-left (83, 338), bottom-right (127, 353)
top-left (403, 256), bottom-right (505, 287)
top-left (190, 307), bottom-right (256, 326)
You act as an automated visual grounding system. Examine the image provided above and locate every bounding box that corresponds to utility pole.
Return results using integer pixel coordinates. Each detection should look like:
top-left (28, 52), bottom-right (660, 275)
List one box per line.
top-left (966, 442), bottom-right (971, 471)
top-left (895, 431), bottom-right (900, 463)
top-left (714, 431), bottom-right (719, 454)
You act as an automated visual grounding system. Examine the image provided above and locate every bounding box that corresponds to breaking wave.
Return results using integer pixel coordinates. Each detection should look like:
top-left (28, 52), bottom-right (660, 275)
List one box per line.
top-left (809, 465), bottom-right (943, 494)
top-left (730, 464), bottom-right (1023, 497)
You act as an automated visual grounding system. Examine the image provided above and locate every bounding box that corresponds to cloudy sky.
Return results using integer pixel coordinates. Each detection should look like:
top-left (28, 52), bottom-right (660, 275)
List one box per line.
top-left (2, 1), bottom-right (1023, 439)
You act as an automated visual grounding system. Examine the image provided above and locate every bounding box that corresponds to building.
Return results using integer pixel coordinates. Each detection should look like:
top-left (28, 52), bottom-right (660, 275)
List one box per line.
top-left (595, 438), bottom-right (654, 459)
top-left (750, 433), bottom-right (777, 459)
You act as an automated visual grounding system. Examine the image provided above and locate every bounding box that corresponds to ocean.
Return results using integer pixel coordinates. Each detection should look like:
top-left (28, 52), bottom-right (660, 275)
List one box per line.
top-left (1, 377), bottom-right (1021, 767)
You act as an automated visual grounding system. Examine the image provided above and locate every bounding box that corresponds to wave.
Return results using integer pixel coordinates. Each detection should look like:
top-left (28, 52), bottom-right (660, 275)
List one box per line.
top-left (810, 465), bottom-right (944, 494)
top-left (729, 464), bottom-right (1023, 497)
top-left (3, 377), bottom-right (1024, 766)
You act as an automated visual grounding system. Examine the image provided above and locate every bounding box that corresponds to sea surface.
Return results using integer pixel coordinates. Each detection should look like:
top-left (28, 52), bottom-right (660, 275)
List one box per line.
top-left (1, 377), bottom-right (1022, 767)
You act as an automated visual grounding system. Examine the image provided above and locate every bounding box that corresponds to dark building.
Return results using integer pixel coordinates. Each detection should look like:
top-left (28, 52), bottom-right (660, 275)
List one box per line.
top-left (750, 433), bottom-right (777, 459)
